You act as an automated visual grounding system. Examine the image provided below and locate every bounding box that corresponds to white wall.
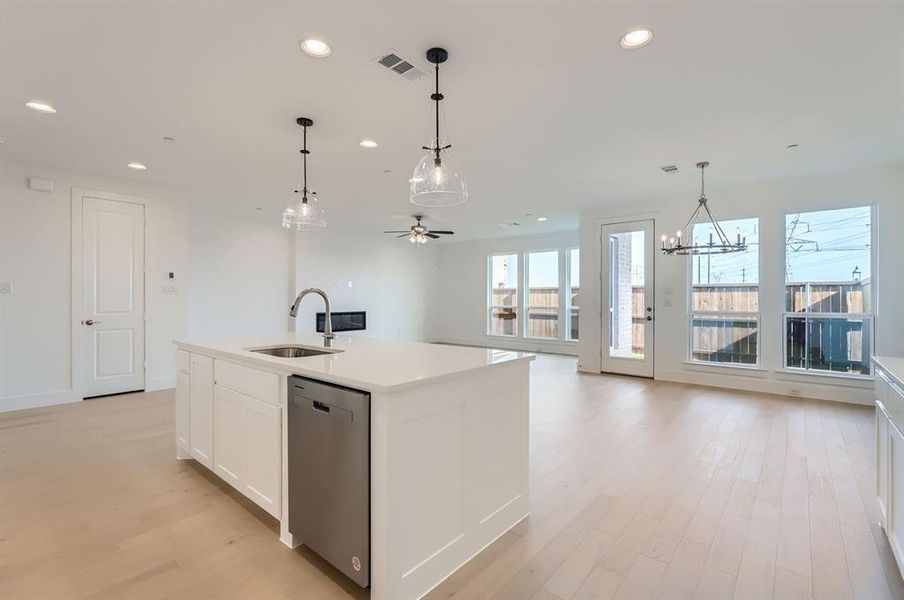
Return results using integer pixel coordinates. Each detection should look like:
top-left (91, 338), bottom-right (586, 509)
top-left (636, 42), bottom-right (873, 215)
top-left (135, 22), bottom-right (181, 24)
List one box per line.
top-left (186, 209), bottom-right (292, 339)
top-left (430, 230), bottom-right (580, 354)
top-left (291, 230), bottom-right (438, 341)
top-left (0, 157), bottom-right (189, 410)
top-left (578, 162), bottom-right (904, 405)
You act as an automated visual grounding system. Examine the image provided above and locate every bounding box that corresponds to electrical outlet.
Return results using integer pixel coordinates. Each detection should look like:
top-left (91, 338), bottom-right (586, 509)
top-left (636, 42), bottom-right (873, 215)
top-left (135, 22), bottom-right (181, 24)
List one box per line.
top-left (0, 281), bottom-right (11, 295)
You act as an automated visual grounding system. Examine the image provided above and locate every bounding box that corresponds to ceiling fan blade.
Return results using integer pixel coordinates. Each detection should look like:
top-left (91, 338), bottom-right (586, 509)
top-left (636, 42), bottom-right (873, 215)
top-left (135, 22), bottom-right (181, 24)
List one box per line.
top-left (429, 230), bottom-right (454, 235)
top-left (425, 233), bottom-right (440, 239)
top-left (383, 231), bottom-right (409, 234)
top-left (396, 233), bottom-right (410, 238)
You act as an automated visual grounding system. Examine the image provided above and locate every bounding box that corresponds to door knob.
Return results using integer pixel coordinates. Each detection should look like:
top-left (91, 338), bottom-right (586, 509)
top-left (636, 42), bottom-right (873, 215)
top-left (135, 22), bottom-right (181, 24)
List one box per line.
top-left (645, 315), bottom-right (653, 321)
top-left (82, 319), bottom-right (102, 326)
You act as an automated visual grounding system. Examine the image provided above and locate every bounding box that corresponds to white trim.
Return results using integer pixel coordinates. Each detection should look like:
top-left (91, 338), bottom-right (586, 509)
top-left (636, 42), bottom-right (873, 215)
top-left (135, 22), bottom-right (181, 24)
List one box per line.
top-left (0, 390), bottom-right (81, 413)
top-left (657, 368), bottom-right (873, 405)
top-left (681, 360), bottom-right (767, 374)
top-left (70, 187), bottom-right (150, 400)
top-left (146, 376), bottom-right (176, 391)
top-left (774, 367), bottom-right (873, 386)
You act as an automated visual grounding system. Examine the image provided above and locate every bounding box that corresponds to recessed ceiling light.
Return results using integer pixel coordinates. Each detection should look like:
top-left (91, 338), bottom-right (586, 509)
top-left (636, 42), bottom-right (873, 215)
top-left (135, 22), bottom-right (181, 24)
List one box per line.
top-left (619, 29), bottom-right (653, 50)
top-left (359, 139), bottom-right (378, 148)
top-left (126, 162), bottom-right (147, 171)
top-left (537, 216), bottom-right (548, 222)
top-left (300, 38), bottom-right (332, 58)
top-left (24, 100), bottom-right (56, 114)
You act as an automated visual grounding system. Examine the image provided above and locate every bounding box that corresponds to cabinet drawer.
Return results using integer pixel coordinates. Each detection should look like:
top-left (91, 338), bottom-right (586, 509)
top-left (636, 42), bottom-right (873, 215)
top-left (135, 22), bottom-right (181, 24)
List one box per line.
top-left (176, 349), bottom-right (190, 373)
top-left (214, 359), bottom-right (280, 406)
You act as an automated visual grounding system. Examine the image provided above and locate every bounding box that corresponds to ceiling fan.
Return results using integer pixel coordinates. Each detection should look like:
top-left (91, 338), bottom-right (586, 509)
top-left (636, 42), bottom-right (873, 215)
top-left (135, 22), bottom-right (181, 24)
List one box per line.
top-left (383, 215), bottom-right (454, 245)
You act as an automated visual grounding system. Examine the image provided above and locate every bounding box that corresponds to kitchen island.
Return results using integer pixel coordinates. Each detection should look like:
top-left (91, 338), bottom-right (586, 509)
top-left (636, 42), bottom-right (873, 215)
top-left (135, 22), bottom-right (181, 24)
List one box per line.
top-left (173, 333), bottom-right (533, 600)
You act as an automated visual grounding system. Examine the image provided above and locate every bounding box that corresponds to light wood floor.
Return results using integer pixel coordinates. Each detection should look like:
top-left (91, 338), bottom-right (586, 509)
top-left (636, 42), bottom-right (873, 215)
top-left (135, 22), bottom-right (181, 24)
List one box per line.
top-left (1, 355), bottom-right (900, 599)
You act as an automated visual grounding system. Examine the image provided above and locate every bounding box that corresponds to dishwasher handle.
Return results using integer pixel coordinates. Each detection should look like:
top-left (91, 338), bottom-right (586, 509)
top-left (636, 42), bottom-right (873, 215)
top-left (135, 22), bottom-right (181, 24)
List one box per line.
top-left (312, 400), bottom-right (330, 414)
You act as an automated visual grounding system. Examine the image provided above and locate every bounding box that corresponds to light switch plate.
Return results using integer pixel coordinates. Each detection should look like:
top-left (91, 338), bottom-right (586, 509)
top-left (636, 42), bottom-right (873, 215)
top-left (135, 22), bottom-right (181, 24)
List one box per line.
top-left (0, 281), bottom-right (11, 295)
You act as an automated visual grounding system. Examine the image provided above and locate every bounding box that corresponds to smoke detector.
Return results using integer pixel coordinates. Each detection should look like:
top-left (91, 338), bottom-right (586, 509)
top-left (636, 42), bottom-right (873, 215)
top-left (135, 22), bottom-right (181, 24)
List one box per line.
top-left (375, 50), bottom-right (425, 80)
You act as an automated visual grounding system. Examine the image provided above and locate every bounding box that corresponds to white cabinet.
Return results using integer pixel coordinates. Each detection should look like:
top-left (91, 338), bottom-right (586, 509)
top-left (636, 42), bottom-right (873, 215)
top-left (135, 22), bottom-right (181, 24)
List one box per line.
top-left (175, 370), bottom-right (190, 452)
top-left (890, 420), bottom-right (904, 566)
top-left (213, 385), bottom-right (246, 488)
top-left (189, 354), bottom-right (214, 468)
top-left (213, 381), bottom-right (282, 518)
top-left (876, 360), bottom-right (904, 580)
top-left (174, 348), bottom-right (283, 520)
top-left (242, 395), bottom-right (281, 516)
top-left (878, 400), bottom-right (890, 528)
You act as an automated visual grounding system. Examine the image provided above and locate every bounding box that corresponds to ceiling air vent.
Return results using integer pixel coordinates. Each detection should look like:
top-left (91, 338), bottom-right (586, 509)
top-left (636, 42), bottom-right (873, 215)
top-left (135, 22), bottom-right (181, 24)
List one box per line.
top-left (660, 165), bottom-right (678, 173)
top-left (376, 51), bottom-right (425, 81)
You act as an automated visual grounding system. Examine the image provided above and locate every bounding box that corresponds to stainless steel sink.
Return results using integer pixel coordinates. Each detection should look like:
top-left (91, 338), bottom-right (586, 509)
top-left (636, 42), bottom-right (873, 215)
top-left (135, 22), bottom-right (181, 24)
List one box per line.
top-left (250, 346), bottom-right (334, 358)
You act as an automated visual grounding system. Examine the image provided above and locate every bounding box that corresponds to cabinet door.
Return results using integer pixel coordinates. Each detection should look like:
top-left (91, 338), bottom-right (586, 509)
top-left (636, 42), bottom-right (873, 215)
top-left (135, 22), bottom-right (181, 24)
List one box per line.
top-left (244, 395), bottom-right (282, 518)
top-left (878, 402), bottom-right (890, 528)
top-left (214, 386), bottom-right (246, 488)
top-left (888, 422), bottom-right (904, 577)
top-left (175, 370), bottom-right (190, 450)
top-left (189, 354), bottom-right (214, 469)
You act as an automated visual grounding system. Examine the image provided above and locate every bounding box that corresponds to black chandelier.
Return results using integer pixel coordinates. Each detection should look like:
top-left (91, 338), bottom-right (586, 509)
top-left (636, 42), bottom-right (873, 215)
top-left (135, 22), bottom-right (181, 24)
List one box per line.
top-left (661, 161), bottom-right (747, 256)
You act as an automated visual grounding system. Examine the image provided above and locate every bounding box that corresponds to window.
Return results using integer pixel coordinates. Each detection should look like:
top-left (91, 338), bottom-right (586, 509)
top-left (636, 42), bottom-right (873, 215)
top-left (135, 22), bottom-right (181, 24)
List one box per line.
top-left (608, 229), bottom-right (647, 359)
top-left (488, 254), bottom-right (518, 336)
top-left (525, 251), bottom-right (559, 339)
top-left (784, 206), bottom-right (872, 376)
top-left (689, 217), bottom-right (759, 365)
top-left (567, 248), bottom-right (580, 340)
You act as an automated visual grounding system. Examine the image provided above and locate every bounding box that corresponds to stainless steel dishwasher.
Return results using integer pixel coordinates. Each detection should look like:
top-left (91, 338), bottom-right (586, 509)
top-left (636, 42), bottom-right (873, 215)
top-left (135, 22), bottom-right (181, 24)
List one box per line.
top-left (288, 376), bottom-right (370, 588)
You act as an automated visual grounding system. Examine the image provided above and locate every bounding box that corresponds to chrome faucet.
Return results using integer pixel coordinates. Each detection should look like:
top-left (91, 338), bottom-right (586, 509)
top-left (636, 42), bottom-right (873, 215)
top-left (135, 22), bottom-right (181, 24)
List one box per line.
top-left (289, 287), bottom-right (335, 346)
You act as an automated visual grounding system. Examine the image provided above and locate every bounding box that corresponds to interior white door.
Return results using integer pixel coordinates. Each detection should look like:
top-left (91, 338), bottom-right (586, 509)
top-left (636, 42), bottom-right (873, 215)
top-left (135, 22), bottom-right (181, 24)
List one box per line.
top-left (600, 219), bottom-right (655, 378)
top-left (81, 195), bottom-right (145, 397)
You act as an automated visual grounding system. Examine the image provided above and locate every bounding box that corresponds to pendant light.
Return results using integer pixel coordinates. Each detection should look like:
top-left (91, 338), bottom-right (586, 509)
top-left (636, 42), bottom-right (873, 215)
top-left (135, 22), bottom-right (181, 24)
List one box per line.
top-left (410, 47), bottom-right (468, 207)
top-left (282, 117), bottom-right (326, 230)
top-left (661, 161), bottom-right (746, 255)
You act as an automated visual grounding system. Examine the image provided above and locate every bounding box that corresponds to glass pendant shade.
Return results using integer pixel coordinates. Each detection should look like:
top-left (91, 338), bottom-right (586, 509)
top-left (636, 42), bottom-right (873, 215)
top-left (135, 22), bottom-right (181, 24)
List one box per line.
top-left (282, 192), bottom-right (326, 230)
top-left (409, 148), bottom-right (468, 207)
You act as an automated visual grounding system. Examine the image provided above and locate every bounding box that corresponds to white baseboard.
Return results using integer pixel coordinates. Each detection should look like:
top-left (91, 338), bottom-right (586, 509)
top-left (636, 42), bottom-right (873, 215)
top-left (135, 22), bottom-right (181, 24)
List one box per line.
top-left (656, 368), bottom-right (873, 406)
top-left (146, 376), bottom-right (175, 392)
top-left (0, 389), bottom-right (81, 413)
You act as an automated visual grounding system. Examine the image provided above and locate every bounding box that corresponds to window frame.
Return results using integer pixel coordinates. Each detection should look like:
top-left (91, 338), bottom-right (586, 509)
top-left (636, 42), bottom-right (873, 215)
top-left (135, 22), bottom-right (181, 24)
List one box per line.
top-left (523, 249), bottom-right (561, 340)
top-left (566, 247), bottom-right (580, 342)
top-left (686, 216), bottom-right (762, 369)
top-left (781, 205), bottom-right (876, 380)
top-left (485, 246), bottom-right (579, 343)
top-left (486, 252), bottom-right (520, 338)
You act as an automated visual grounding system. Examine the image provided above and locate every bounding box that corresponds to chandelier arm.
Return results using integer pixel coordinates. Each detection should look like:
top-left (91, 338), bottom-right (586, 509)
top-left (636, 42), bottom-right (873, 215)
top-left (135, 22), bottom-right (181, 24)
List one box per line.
top-left (679, 203), bottom-right (704, 242)
top-left (701, 201), bottom-right (732, 245)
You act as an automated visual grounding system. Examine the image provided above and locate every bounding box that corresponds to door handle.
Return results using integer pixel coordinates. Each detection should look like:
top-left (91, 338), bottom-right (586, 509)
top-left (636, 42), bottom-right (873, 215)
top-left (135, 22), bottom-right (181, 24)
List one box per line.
top-left (82, 319), bottom-right (102, 326)
top-left (645, 316), bottom-right (653, 321)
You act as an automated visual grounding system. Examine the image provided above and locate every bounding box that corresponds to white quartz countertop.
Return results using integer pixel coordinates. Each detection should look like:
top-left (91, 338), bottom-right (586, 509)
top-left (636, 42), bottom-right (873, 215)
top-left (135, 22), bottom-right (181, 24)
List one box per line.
top-left (875, 356), bottom-right (904, 389)
top-left (175, 332), bottom-right (534, 393)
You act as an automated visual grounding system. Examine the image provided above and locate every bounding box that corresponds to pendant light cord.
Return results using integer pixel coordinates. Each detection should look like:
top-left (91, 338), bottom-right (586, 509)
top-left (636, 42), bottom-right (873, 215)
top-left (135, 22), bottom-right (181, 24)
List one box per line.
top-left (301, 124), bottom-right (308, 202)
top-left (434, 63), bottom-right (440, 159)
top-left (699, 162), bottom-right (706, 199)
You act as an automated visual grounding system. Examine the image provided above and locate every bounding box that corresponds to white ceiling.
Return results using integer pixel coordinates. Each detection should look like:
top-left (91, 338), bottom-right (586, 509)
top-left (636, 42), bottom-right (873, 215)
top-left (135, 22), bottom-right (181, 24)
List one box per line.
top-left (2, 1), bottom-right (902, 240)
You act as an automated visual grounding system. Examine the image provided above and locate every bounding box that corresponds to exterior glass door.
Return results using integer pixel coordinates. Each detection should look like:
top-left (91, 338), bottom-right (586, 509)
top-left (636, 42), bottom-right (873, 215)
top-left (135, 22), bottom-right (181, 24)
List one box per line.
top-left (600, 220), bottom-right (654, 377)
